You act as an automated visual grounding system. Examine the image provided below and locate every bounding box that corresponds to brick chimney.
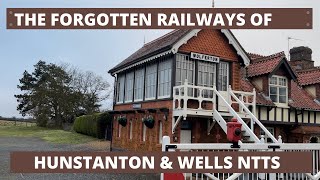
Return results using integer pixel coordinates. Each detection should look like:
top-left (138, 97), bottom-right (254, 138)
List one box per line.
top-left (289, 46), bottom-right (314, 71)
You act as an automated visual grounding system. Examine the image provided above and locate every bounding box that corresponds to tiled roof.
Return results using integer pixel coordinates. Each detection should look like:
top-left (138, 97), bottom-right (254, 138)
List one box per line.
top-left (297, 68), bottom-right (320, 86)
top-left (108, 29), bottom-right (191, 73)
top-left (289, 81), bottom-right (320, 110)
top-left (248, 53), bottom-right (266, 61)
top-left (247, 52), bottom-right (285, 77)
top-left (240, 78), bottom-right (274, 106)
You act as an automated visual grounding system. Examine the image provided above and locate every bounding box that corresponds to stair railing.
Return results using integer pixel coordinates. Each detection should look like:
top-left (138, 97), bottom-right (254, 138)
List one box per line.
top-left (213, 86), bottom-right (260, 143)
top-left (228, 86), bottom-right (278, 143)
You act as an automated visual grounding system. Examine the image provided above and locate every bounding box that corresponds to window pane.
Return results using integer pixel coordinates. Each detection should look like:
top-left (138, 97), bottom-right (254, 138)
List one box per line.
top-left (270, 95), bottom-right (277, 102)
top-left (270, 77), bottom-right (277, 85)
top-left (117, 75), bottom-right (125, 103)
top-left (158, 58), bottom-right (172, 98)
top-left (270, 86), bottom-right (277, 95)
top-left (279, 87), bottom-right (286, 96)
top-left (145, 63), bottom-right (157, 99)
top-left (279, 95), bottom-right (287, 103)
top-left (176, 54), bottom-right (194, 85)
top-left (279, 77), bottom-right (287, 86)
top-left (134, 68), bottom-right (144, 101)
top-left (218, 62), bottom-right (228, 91)
top-left (125, 71), bottom-right (134, 102)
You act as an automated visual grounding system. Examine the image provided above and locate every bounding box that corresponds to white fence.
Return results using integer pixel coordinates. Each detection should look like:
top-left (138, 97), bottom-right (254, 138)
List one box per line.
top-left (161, 136), bottom-right (320, 180)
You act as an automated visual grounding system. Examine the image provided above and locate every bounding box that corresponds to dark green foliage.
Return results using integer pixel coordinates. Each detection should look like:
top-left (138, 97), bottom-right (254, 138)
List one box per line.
top-left (15, 60), bottom-right (111, 128)
top-left (117, 116), bottom-right (127, 127)
top-left (73, 112), bottom-right (112, 139)
top-left (142, 116), bottom-right (155, 128)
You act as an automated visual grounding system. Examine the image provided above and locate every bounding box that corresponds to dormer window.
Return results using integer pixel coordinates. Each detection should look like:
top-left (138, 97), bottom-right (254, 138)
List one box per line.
top-left (269, 76), bottom-right (288, 104)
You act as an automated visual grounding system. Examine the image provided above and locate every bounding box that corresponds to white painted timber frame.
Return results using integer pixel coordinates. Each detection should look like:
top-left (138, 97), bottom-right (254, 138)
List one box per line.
top-left (112, 29), bottom-right (251, 75)
top-left (172, 80), bottom-right (276, 143)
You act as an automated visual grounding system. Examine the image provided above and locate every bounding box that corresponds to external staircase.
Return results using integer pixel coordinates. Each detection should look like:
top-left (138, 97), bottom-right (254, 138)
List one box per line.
top-left (172, 80), bottom-right (278, 144)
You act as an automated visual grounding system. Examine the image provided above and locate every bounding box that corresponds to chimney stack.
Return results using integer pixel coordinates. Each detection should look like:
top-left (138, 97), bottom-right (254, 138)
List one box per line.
top-left (289, 46), bottom-right (314, 71)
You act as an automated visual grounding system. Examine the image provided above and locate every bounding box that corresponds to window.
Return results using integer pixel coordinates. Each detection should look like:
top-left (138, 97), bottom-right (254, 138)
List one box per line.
top-left (269, 76), bottom-right (288, 104)
top-left (125, 71), bottom-right (134, 102)
top-left (158, 59), bottom-right (172, 98)
top-left (116, 74), bottom-right (125, 103)
top-left (260, 127), bottom-right (275, 143)
top-left (142, 124), bottom-right (147, 142)
top-left (217, 62), bottom-right (229, 91)
top-left (134, 68), bottom-right (144, 101)
top-left (129, 121), bottom-right (133, 140)
top-left (198, 61), bottom-right (216, 87)
top-left (158, 121), bottom-right (163, 144)
top-left (198, 61), bottom-right (216, 97)
top-left (145, 63), bottom-right (157, 100)
top-left (176, 54), bottom-right (195, 86)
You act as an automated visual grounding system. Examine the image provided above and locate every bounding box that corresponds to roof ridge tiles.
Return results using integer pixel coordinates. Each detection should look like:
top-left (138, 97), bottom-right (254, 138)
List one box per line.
top-left (251, 51), bottom-right (285, 63)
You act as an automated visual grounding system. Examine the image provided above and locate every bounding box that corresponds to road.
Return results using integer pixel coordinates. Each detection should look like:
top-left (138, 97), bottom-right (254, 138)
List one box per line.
top-left (0, 137), bottom-right (159, 180)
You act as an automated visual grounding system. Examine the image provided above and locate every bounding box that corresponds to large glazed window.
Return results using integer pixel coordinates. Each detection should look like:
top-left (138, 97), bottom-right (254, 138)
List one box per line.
top-left (125, 71), bottom-right (134, 102)
top-left (158, 58), bottom-right (172, 98)
top-left (269, 75), bottom-right (288, 104)
top-left (198, 61), bottom-right (216, 97)
top-left (198, 61), bottom-right (216, 87)
top-left (176, 54), bottom-right (195, 86)
top-left (217, 62), bottom-right (229, 91)
top-left (145, 63), bottom-right (157, 100)
top-left (134, 67), bottom-right (144, 101)
top-left (116, 74), bottom-right (125, 103)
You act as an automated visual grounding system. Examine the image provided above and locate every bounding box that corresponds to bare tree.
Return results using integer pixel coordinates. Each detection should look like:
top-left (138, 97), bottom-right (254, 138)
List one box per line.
top-left (63, 64), bottom-right (113, 114)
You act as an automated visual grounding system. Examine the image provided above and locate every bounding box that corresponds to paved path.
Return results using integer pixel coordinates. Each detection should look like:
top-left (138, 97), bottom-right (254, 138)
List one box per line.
top-left (0, 137), bottom-right (159, 180)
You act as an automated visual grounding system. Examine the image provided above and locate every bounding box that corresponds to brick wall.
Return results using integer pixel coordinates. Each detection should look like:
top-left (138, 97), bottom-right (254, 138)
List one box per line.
top-left (113, 100), bottom-right (173, 151)
top-left (179, 29), bottom-right (239, 61)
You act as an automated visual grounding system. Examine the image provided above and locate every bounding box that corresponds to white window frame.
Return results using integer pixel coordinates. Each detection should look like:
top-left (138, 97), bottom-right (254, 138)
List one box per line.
top-left (198, 61), bottom-right (216, 87)
top-left (134, 67), bottom-right (144, 102)
top-left (125, 71), bottom-right (134, 103)
top-left (217, 62), bottom-right (229, 91)
top-left (269, 75), bottom-right (288, 105)
top-left (145, 63), bottom-right (157, 100)
top-left (116, 74), bottom-right (125, 104)
top-left (176, 53), bottom-right (195, 86)
top-left (158, 58), bottom-right (172, 99)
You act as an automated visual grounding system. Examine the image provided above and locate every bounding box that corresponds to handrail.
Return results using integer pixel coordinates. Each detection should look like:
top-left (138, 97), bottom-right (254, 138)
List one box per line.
top-left (212, 86), bottom-right (260, 143)
top-left (228, 87), bottom-right (278, 143)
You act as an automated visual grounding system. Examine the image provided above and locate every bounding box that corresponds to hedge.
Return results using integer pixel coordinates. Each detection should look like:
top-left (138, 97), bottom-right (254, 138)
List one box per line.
top-left (73, 112), bottom-right (112, 139)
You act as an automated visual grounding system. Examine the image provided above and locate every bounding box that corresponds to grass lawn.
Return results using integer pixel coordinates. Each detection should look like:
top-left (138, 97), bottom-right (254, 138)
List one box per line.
top-left (0, 125), bottom-right (96, 144)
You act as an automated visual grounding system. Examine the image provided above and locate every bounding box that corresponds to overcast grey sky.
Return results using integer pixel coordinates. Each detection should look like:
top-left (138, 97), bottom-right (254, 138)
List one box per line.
top-left (0, 0), bottom-right (319, 117)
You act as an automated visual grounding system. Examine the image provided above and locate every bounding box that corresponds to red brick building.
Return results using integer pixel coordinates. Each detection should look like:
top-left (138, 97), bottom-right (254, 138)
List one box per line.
top-left (108, 29), bottom-right (320, 151)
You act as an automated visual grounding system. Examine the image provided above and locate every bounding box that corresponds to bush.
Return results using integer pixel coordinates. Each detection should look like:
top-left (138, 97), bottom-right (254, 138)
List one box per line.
top-left (73, 112), bottom-right (112, 139)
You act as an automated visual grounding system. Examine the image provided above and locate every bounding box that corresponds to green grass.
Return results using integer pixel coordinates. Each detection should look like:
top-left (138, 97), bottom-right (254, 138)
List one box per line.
top-left (0, 125), bottom-right (96, 144)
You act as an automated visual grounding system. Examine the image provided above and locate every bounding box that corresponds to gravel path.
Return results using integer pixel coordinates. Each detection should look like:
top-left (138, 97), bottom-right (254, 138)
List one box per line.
top-left (0, 137), bottom-right (159, 180)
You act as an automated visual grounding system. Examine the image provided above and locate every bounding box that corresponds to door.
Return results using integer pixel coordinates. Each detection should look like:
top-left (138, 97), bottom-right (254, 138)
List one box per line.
top-left (217, 62), bottom-right (230, 112)
top-left (180, 130), bottom-right (192, 144)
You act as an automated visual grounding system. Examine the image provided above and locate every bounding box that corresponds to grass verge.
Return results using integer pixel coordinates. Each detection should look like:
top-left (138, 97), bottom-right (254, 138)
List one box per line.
top-left (0, 125), bottom-right (96, 144)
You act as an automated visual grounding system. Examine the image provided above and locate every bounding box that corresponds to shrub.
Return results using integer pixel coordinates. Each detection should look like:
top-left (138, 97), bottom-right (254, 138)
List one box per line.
top-left (73, 112), bottom-right (112, 139)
